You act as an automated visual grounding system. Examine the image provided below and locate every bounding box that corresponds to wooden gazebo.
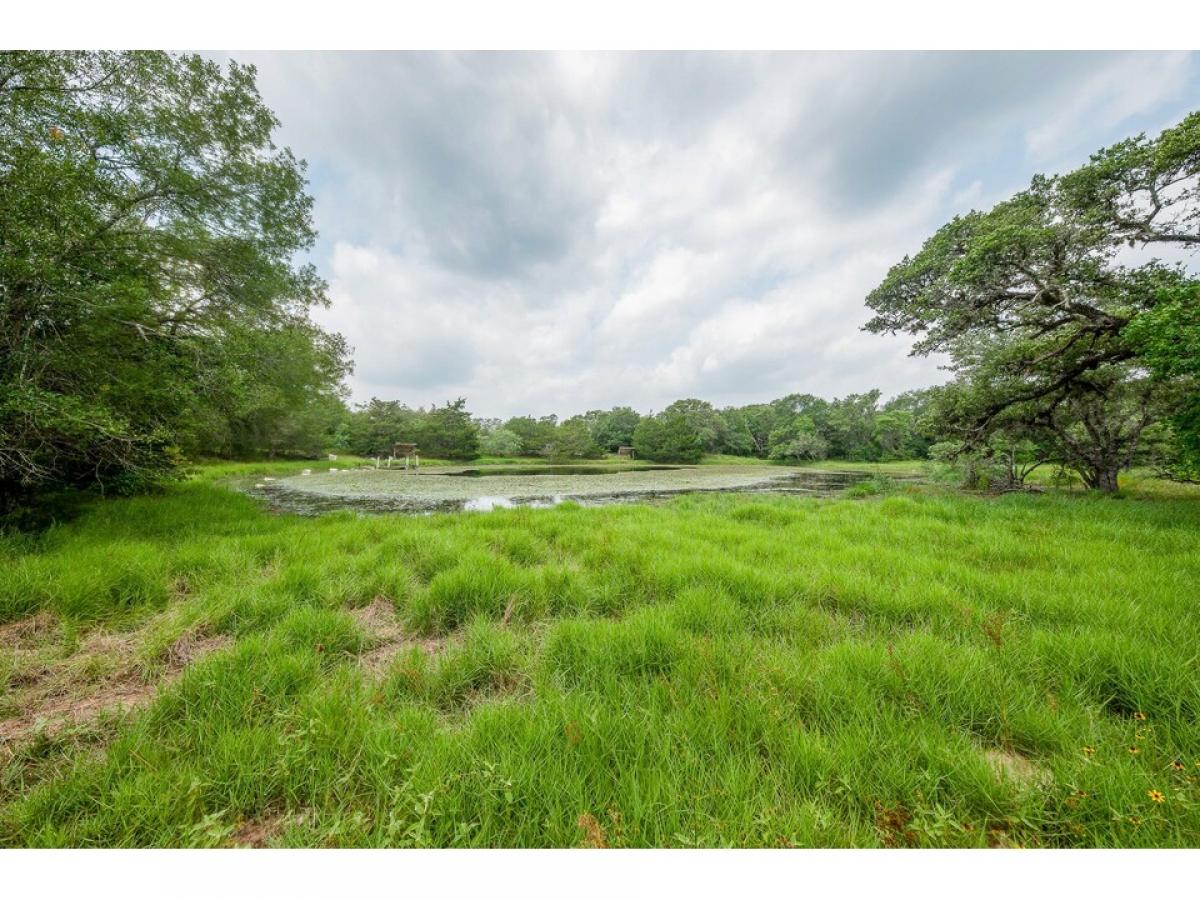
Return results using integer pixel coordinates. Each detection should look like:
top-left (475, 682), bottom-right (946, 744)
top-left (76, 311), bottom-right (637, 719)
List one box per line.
top-left (392, 442), bottom-right (419, 470)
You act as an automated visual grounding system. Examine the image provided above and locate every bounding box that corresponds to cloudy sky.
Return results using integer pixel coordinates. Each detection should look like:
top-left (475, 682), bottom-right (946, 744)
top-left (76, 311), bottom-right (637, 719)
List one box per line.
top-left (220, 52), bottom-right (1200, 419)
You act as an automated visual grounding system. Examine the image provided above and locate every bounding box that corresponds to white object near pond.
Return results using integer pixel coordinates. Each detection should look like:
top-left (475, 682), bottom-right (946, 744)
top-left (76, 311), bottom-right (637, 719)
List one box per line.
top-left (328, 454), bottom-right (338, 461)
top-left (255, 482), bottom-right (265, 488)
top-left (330, 468), bottom-right (339, 473)
top-left (263, 477), bottom-right (275, 482)
top-left (302, 468), bottom-right (312, 475)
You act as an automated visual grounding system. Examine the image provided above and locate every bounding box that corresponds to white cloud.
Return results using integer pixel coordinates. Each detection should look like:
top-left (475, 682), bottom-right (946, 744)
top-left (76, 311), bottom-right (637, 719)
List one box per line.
top-left (224, 51), bottom-right (1200, 418)
top-left (1024, 52), bottom-right (1193, 162)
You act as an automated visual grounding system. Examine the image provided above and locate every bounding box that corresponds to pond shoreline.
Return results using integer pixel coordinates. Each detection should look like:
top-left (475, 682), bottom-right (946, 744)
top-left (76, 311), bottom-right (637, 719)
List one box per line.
top-left (238, 465), bottom-right (899, 516)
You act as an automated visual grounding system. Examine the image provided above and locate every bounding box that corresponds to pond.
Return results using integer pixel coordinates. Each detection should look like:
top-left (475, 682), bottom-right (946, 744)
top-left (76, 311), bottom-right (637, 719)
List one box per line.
top-left (239, 465), bottom-right (892, 516)
top-left (443, 464), bottom-right (681, 477)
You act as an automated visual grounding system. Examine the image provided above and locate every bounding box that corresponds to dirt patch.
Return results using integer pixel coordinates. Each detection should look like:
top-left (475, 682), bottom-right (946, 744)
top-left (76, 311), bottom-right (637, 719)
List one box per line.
top-left (873, 802), bottom-right (917, 847)
top-left (350, 597), bottom-right (446, 676)
top-left (164, 630), bottom-right (230, 667)
top-left (350, 597), bottom-right (407, 643)
top-left (0, 619), bottom-right (231, 747)
top-left (0, 612), bottom-right (58, 651)
top-left (0, 679), bottom-right (159, 745)
top-left (982, 747), bottom-right (1052, 789)
top-left (230, 809), bottom-right (310, 848)
top-left (577, 812), bottom-right (609, 848)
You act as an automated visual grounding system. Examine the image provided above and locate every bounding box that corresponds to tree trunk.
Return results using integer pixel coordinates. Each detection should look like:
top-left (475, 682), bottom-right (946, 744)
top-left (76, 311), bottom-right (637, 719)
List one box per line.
top-left (1084, 462), bottom-right (1120, 493)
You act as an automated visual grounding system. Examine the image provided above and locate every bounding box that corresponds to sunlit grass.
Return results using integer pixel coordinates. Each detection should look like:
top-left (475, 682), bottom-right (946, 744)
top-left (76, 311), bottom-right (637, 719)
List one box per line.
top-left (1, 468), bottom-right (1198, 847)
top-left (187, 456), bottom-right (372, 481)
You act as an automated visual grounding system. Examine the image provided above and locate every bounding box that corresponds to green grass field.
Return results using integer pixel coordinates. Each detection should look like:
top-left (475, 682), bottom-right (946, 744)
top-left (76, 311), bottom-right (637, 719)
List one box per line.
top-left (1, 463), bottom-right (1198, 847)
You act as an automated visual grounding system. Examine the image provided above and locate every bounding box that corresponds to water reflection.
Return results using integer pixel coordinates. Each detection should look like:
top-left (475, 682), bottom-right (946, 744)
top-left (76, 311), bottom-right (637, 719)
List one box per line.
top-left (462, 495), bottom-right (566, 511)
top-left (463, 496), bottom-right (516, 511)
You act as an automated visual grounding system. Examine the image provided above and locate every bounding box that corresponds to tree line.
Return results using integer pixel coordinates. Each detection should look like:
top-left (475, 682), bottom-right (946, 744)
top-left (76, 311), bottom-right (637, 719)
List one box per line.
top-left (336, 390), bottom-right (938, 465)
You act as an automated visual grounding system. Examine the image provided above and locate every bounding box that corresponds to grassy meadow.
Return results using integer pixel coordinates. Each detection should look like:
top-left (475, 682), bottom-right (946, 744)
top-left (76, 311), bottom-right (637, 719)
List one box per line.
top-left (1, 462), bottom-right (1199, 847)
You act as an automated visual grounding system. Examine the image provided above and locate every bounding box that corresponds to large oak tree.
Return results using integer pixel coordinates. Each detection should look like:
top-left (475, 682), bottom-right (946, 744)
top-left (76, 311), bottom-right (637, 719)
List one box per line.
top-left (865, 113), bottom-right (1200, 491)
top-left (1, 52), bottom-right (349, 516)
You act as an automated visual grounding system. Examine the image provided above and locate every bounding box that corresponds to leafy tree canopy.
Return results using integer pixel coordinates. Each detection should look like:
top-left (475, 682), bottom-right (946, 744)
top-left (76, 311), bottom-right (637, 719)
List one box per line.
top-left (633, 410), bottom-right (704, 464)
top-left (421, 399), bottom-right (481, 461)
top-left (546, 417), bottom-right (603, 461)
top-left (865, 112), bottom-right (1200, 490)
top-left (663, 398), bottom-right (727, 454)
top-left (479, 427), bottom-right (523, 458)
top-left (1, 51), bottom-right (349, 516)
top-left (583, 406), bottom-right (642, 452)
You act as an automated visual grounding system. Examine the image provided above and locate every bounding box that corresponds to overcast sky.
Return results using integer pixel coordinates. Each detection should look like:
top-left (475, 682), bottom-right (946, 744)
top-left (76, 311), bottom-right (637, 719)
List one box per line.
top-left (219, 52), bottom-right (1200, 419)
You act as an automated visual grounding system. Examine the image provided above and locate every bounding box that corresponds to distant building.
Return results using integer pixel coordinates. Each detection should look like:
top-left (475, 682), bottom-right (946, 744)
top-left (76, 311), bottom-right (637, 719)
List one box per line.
top-left (617, 446), bottom-right (636, 459)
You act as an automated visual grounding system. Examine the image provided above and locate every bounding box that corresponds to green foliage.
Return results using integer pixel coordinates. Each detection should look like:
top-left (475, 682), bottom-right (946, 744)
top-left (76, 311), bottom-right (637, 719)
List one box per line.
top-left (716, 391), bottom-right (936, 464)
top-left (767, 416), bottom-right (829, 461)
top-left (767, 432), bottom-right (828, 461)
top-left (477, 413), bottom-right (607, 460)
top-left (713, 408), bottom-right (759, 456)
top-left (581, 407), bottom-right (642, 452)
top-left (559, 390), bottom-right (943, 466)
top-left (193, 324), bottom-right (350, 460)
top-left (501, 415), bottom-right (559, 457)
top-left (420, 400), bottom-right (480, 461)
top-left (719, 403), bottom-right (777, 457)
top-left (345, 398), bottom-right (480, 461)
top-left (865, 112), bottom-right (1200, 491)
top-left (0, 384), bottom-right (180, 503)
top-left (479, 427), bottom-right (524, 458)
top-left (1057, 110), bottom-right (1200, 248)
top-left (346, 399), bottom-right (425, 457)
top-left (819, 392), bottom-right (882, 460)
top-left (842, 474), bottom-right (895, 498)
top-left (348, 389), bottom-right (941, 472)
top-left (876, 390), bottom-right (938, 460)
top-left (544, 418), bottom-right (602, 461)
top-left (633, 410), bottom-right (704, 463)
top-left (661, 399), bottom-right (727, 454)
top-left (1124, 283), bottom-right (1200, 480)
top-left (0, 51), bottom-right (349, 518)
